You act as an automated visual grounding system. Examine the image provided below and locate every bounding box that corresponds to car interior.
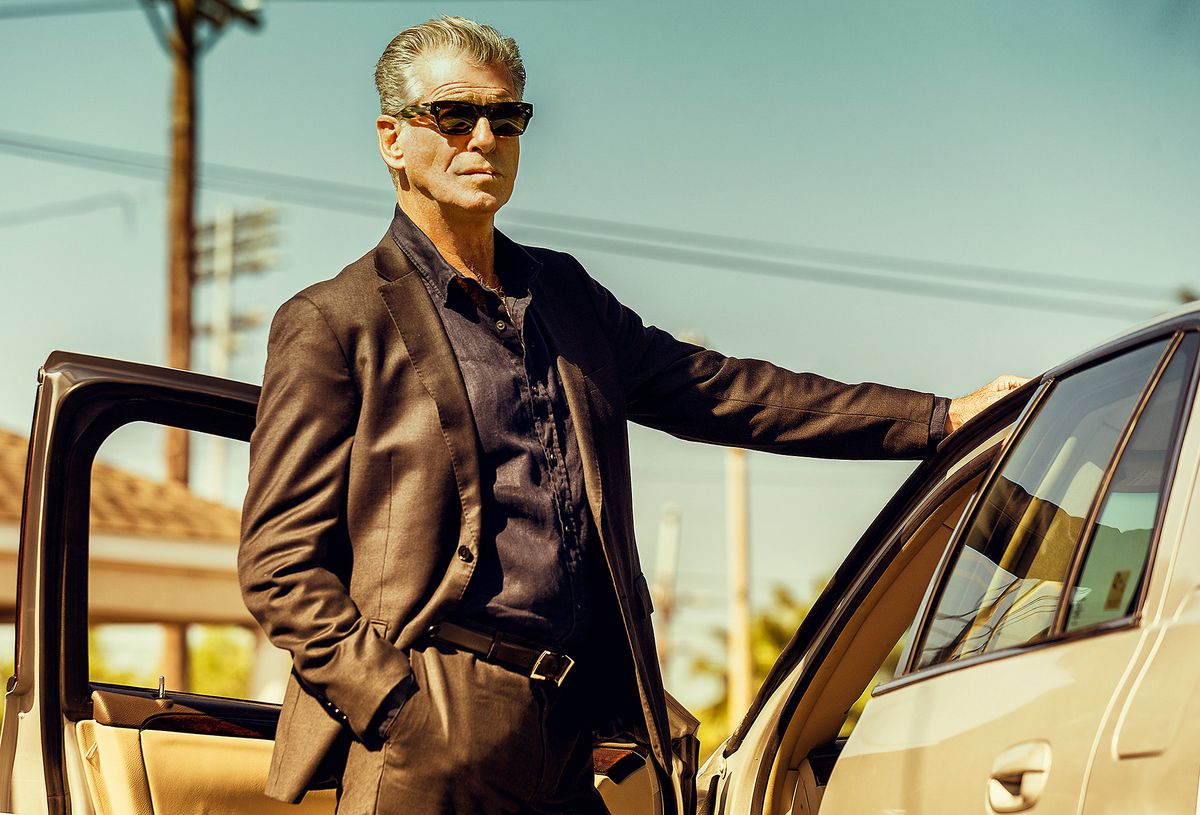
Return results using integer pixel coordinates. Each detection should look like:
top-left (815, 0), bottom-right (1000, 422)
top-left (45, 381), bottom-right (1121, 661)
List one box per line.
top-left (76, 686), bottom-right (334, 815)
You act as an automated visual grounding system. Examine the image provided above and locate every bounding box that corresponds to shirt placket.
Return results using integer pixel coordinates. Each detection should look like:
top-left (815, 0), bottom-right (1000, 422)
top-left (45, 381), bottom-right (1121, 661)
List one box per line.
top-left (497, 293), bottom-right (585, 635)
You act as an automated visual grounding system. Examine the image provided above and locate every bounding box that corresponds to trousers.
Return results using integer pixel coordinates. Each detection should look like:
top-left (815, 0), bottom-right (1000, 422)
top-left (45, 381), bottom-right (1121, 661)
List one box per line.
top-left (334, 642), bottom-right (611, 815)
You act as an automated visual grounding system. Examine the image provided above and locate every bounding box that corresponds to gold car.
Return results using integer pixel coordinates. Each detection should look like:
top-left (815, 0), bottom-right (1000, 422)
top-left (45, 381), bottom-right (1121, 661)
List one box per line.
top-left (702, 308), bottom-right (1200, 815)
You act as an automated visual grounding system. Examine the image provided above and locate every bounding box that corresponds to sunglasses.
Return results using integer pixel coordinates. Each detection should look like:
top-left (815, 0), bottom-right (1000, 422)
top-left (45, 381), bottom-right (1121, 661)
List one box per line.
top-left (397, 101), bottom-right (534, 137)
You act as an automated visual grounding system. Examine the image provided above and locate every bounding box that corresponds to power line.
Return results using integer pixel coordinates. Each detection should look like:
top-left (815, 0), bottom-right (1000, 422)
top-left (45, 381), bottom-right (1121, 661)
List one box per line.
top-left (0, 0), bottom-right (272, 20)
top-left (0, 129), bottom-right (1170, 320)
top-left (499, 210), bottom-right (1174, 304)
top-left (503, 223), bottom-right (1156, 320)
top-left (0, 1), bottom-right (136, 19)
top-left (0, 129), bottom-right (387, 212)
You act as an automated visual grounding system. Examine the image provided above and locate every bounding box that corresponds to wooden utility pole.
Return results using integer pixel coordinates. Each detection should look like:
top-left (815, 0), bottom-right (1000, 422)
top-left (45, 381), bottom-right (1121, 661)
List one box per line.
top-left (145, 0), bottom-right (260, 486)
top-left (726, 447), bottom-right (753, 717)
top-left (165, 0), bottom-right (197, 486)
top-left (142, 0), bottom-right (262, 691)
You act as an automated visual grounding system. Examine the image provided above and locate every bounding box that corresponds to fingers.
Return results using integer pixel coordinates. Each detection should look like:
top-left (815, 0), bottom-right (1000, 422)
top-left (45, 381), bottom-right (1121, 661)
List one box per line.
top-left (992, 374), bottom-right (1029, 392)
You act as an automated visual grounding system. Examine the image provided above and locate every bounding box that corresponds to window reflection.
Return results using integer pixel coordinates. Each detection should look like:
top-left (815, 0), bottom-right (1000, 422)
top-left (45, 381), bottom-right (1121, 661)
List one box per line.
top-left (917, 338), bottom-right (1172, 669)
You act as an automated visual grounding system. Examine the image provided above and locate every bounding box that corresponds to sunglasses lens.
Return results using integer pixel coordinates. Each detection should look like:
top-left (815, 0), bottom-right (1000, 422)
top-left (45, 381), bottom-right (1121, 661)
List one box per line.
top-left (434, 103), bottom-right (479, 135)
top-left (488, 104), bottom-right (531, 136)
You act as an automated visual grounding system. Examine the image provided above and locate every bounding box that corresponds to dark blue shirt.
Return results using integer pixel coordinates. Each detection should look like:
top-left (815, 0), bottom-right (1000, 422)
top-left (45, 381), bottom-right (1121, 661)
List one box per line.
top-left (389, 206), bottom-right (592, 647)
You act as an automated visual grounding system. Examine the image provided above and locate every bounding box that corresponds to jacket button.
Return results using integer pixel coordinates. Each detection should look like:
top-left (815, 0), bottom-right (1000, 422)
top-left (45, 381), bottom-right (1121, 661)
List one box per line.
top-left (457, 546), bottom-right (474, 563)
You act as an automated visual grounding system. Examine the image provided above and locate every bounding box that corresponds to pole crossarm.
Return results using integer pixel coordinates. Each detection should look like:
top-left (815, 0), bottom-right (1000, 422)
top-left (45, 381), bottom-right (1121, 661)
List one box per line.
top-left (140, 0), bottom-right (261, 56)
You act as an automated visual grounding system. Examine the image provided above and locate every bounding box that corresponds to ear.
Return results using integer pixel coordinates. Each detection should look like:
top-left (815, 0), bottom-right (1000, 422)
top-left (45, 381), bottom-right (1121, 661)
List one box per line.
top-left (376, 115), bottom-right (405, 173)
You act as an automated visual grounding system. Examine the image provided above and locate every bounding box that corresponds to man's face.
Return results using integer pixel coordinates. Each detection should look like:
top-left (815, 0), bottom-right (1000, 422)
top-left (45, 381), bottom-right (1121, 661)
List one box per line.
top-left (391, 51), bottom-right (521, 217)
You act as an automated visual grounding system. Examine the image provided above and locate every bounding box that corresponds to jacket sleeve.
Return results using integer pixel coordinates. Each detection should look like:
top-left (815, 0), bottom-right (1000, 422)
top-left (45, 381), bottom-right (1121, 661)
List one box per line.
top-left (578, 265), bottom-right (939, 459)
top-left (238, 294), bottom-right (412, 742)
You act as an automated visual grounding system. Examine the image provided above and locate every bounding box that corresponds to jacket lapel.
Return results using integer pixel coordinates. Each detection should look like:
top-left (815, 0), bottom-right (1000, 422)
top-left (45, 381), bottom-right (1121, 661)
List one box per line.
top-left (374, 233), bottom-right (483, 550)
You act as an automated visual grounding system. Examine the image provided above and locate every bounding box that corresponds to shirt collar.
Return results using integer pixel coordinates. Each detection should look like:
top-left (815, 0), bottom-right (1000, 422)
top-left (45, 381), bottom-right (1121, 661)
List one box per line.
top-left (388, 204), bottom-right (542, 303)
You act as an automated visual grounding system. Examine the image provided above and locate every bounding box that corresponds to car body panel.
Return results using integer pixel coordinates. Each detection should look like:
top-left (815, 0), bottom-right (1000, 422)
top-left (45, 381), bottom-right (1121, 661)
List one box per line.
top-left (825, 627), bottom-right (1149, 813)
top-left (697, 405), bottom-right (1026, 815)
top-left (1077, 381), bottom-right (1200, 814)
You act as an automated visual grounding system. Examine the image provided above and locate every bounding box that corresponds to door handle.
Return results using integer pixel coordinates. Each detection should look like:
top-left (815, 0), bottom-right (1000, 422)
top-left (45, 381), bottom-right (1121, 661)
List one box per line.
top-left (988, 740), bottom-right (1051, 813)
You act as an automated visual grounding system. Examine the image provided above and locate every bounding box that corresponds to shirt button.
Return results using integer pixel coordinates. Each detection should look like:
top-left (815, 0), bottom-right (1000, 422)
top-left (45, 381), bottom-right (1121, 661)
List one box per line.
top-left (495, 320), bottom-right (507, 331)
top-left (457, 546), bottom-right (474, 563)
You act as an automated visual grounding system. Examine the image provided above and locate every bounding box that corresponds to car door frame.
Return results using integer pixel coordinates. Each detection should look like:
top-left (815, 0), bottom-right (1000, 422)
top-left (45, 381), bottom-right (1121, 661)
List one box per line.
top-left (695, 375), bottom-right (1039, 815)
top-left (0, 352), bottom-right (259, 815)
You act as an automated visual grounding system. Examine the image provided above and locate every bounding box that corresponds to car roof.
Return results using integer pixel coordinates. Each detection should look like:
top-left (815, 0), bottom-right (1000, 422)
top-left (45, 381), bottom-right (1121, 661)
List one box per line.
top-left (1046, 300), bottom-right (1200, 380)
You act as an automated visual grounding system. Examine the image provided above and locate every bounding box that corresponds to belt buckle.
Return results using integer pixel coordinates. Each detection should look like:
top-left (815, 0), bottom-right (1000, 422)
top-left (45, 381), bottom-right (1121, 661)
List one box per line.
top-left (530, 650), bottom-right (575, 686)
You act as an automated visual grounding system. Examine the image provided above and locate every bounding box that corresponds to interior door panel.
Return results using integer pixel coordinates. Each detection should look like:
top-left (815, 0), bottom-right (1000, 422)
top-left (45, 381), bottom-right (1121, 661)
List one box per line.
top-left (76, 690), bottom-right (336, 815)
top-left (75, 720), bottom-right (152, 815)
top-left (77, 720), bottom-right (336, 815)
top-left (141, 731), bottom-right (334, 815)
top-left (77, 688), bottom-right (661, 814)
top-left (593, 742), bottom-right (661, 814)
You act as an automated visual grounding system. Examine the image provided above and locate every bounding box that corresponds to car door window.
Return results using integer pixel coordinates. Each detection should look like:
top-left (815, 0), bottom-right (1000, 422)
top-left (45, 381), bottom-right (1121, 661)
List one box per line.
top-left (914, 337), bottom-right (1174, 670)
top-left (86, 421), bottom-right (287, 703)
top-left (1067, 333), bottom-right (1198, 632)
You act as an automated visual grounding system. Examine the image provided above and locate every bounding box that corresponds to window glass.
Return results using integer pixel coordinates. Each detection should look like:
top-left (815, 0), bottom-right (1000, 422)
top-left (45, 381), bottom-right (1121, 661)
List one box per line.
top-left (88, 422), bottom-right (288, 702)
top-left (915, 338), bottom-right (1171, 670)
top-left (1067, 334), bottom-right (1197, 631)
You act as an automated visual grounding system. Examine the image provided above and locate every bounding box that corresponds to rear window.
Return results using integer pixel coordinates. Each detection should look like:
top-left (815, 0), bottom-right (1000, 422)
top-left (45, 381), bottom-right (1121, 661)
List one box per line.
top-left (1067, 333), bottom-right (1197, 631)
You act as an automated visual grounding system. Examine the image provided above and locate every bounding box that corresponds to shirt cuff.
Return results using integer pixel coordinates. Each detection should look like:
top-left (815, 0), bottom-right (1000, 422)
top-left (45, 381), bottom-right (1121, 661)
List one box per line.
top-left (929, 396), bottom-right (952, 447)
top-left (373, 674), bottom-right (416, 740)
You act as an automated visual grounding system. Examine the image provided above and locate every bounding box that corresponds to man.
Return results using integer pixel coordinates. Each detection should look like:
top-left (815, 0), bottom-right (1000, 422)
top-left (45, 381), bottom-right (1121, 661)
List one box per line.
top-left (239, 15), bottom-right (1022, 815)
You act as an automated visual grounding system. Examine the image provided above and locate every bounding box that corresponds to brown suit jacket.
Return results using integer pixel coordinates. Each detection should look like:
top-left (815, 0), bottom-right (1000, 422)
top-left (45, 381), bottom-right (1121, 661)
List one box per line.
top-left (238, 229), bottom-right (940, 803)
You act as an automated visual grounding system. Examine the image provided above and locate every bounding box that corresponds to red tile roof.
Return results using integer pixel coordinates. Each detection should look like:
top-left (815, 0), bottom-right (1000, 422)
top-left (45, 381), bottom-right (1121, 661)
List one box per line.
top-left (0, 427), bottom-right (239, 543)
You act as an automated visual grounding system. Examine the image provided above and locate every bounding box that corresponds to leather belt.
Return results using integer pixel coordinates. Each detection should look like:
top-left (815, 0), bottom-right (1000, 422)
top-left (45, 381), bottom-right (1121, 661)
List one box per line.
top-left (425, 621), bottom-right (576, 686)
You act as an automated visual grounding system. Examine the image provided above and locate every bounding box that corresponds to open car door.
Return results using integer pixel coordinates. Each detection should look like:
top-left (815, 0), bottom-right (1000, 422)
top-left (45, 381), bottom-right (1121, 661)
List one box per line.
top-left (0, 352), bottom-right (696, 815)
top-left (692, 374), bottom-right (1038, 815)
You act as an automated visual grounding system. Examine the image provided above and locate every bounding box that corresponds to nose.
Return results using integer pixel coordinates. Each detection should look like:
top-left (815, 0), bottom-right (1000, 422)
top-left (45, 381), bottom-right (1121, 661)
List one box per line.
top-left (467, 115), bottom-right (496, 153)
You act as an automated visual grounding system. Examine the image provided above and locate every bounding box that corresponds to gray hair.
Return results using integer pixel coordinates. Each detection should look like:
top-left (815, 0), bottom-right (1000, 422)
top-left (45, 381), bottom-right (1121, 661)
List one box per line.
top-left (375, 16), bottom-right (526, 116)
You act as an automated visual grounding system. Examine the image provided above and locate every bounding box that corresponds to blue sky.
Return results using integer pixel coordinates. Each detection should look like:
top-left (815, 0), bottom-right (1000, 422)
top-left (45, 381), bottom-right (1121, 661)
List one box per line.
top-left (2, 0), bottom-right (1198, 706)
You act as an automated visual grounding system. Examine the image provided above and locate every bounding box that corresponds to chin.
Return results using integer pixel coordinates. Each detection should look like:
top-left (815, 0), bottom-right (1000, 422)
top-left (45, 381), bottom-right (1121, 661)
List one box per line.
top-left (457, 191), bottom-right (511, 215)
